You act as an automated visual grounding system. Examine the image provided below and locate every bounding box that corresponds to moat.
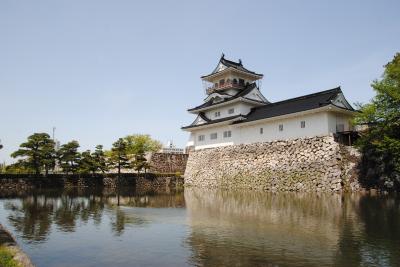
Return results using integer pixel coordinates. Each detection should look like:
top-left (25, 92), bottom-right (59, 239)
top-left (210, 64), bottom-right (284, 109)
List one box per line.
top-left (0, 188), bottom-right (399, 267)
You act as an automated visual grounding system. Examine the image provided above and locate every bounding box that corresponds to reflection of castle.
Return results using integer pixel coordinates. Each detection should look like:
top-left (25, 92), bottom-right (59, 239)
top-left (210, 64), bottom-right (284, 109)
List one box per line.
top-left (184, 188), bottom-right (396, 266)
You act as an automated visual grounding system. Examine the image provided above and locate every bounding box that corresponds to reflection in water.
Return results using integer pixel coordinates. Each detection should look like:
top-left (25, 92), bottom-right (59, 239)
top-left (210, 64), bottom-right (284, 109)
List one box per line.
top-left (184, 189), bottom-right (400, 267)
top-left (0, 188), bottom-right (398, 266)
top-left (2, 188), bottom-right (184, 242)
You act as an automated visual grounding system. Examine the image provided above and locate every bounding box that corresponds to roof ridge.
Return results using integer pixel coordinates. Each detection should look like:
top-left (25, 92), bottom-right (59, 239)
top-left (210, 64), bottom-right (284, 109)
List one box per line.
top-left (221, 57), bottom-right (242, 66)
top-left (266, 87), bottom-right (341, 106)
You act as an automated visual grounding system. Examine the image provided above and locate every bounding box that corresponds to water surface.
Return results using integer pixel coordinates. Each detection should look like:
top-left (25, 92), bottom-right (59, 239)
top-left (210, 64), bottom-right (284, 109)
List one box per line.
top-left (0, 188), bottom-right (399, 266)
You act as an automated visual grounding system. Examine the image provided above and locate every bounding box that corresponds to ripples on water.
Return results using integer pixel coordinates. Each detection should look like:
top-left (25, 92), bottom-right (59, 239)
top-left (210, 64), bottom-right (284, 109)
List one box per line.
top-left (0, 188), bottom-right (399, 267)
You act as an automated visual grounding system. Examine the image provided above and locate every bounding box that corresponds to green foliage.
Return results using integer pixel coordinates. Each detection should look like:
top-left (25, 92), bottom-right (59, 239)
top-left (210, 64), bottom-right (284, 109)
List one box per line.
top-left (124, 134), bottom-right (162, 155)
top-left (6, 133), bottom-right (161, 175)
top-left (106, 135), bottom-right (161, 174)
top-left (0, 246), bottom-right (21, 267)
top-left (132, 153), bottom-right (150, 173)
top-left (10, 133), bottom-right (56, 175)
top-left (108, 138), bottom-right (131, 175)
top-left (92, 145), bottom-right (108, 173)
top-left (57, 141), bottom-right (81, 174)
top-left (354, 53), bottom-right (400, 190)
top-left (77, 150), bottom-right (96, 174)
top-left (4, 160), bottom-right (34, 174)
top-left (77, 146), bottom-right (109, 174)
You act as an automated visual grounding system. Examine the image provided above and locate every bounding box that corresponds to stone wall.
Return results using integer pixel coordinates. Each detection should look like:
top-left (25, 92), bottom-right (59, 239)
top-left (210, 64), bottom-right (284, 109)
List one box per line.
top-left (0, 174), bottom-right (182, 191)
top-left (184, 135), bottom-right (361, 192)
top-left (149, 153), bottom-right (189, 174)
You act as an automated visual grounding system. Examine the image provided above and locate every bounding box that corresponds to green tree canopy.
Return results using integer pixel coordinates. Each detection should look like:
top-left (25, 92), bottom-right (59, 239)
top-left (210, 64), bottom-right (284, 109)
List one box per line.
top-left (124, 134), bottom-right (162, 155)
top-left (92, 145), bottom-right (108, 173)
top-left (78, 150), bottom-right (97, 174)
top-left (108, 138), bottom-right (131, 175)
top-left (354, 53), bottom-right (400, 189)
top-left (58, 141), bottom-right (81, 174)
top-left (10, 133), bottom-right (56, 175)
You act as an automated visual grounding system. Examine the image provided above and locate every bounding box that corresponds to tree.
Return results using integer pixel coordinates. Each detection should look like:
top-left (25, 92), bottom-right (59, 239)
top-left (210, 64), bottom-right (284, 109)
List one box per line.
top-left (124, 134), bottom-right (162, 155)
top-left (58, 141), bottom-right (81, 174)
top-left (108, 138), bottom-right (131, 176)
top-left (78, 150), bottom-right (97, 174)
top-left (11, 133), bottom-right (56, 175)
top-left (124, 134), bottom-right (161, 174)
top-left (354, 53), bottom-right (400, 190)
top-left (92, 145), bottom-right (108, 173)
top-left (4, 160), bottom-right (34, 174)
top-left (132, 152), bottom-right (150, 175)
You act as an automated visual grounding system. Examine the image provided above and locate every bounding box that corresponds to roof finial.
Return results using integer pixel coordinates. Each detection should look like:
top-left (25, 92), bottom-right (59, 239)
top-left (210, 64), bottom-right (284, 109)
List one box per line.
top-left (221, 53), bottom-right (225, 59)
top-left (239, 59), bottom-right (242, 65)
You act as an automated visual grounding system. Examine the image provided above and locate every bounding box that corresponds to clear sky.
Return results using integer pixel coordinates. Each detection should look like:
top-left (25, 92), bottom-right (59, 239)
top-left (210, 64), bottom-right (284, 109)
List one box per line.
top-left (1, 0), bottom-right (399, 163)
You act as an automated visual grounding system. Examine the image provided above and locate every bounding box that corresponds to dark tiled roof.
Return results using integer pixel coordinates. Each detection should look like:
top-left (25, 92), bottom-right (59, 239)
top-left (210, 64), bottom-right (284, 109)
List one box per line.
top-left (188, 83), bottom-right (260, 112)
top-left (241, 87), bottom-right (353, 123)
top-left (201, 55), bottom-right (263, 79)
top-left (183, 87), bottom-right (355, 130)
top-left (181, 114), bottom-right (244, 130)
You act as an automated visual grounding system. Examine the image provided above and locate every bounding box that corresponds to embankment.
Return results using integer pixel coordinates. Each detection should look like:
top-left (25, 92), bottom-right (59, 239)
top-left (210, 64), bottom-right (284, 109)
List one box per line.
top-left (0, 224), bottom-right (34, 267)
top-left (184, 135), bottom-right (361, 192)
top-left (0, 173), bottom-right (184, 191)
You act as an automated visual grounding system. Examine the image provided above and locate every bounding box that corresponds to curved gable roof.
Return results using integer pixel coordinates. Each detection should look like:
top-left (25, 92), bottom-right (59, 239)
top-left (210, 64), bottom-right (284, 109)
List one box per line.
top-left (201, 54), bottom-right (263, 79)
top-left (188, 83), bottom-right (266, 112)
top-left (243, 87), bottom-right (354, 122)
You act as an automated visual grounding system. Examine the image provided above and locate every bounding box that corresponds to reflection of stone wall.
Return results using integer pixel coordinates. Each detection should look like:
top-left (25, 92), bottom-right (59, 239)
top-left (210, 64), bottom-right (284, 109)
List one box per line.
top-left (184, 188), bottom-right (362, 267)
top-left (149, 153), bottom-right (188, 174)
top-left (135, 176), bottom-right (184, 193)
top-left (185, 135), bottom-right (361, 192)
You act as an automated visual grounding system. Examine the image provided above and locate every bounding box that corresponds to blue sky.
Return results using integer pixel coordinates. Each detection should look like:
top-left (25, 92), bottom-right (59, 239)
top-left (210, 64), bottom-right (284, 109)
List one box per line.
top-left (0, 0), bottom-right (399, 163)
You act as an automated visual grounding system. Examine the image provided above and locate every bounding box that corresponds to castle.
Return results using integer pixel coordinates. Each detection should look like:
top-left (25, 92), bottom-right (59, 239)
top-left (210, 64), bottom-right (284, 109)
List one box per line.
top-left (182, 55), bottom-right (356, 151)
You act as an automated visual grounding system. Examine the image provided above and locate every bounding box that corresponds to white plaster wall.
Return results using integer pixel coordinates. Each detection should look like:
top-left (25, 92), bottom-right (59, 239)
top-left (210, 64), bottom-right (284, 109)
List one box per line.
top-left (237, 112), bottom-right (331, 144)
top-left (204, 102), bottom-right (254, 119)
top-left (188, 111), bottom-right (344, 150)
top-left (327, 112), bottom-right (352, 132)
top-left (193, 124), bottom-right (235, 150)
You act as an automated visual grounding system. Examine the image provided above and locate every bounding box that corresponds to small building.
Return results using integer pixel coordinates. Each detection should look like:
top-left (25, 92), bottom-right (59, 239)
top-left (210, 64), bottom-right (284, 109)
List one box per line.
top-left (182, 54), bottom-right (356, 151)
top-left (159, 140), bottom-right (185, 154)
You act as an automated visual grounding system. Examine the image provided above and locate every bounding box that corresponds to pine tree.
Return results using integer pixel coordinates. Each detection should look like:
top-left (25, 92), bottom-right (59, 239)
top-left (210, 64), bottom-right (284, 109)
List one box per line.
top-left (58, 141), bottom-right (81, 174)
top-left (92, 145), bottom-right (108, 173)
top-left (109, 138), bottom-right (131, 176)
top-left (11, 133), bottom-right (56, 175)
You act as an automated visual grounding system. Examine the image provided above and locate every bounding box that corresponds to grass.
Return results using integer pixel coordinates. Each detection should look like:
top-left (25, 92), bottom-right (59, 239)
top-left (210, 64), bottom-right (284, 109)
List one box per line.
top-left (0, 246), bottom-right (21, 267)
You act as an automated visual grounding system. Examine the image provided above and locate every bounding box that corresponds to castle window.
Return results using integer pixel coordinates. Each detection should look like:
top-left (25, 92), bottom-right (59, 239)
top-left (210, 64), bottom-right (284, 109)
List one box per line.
top-left (301, 121), bottom-right (306, 128)
top-left (228, 108), bottom-right (234, 114)
top-left (233, 79), bottom-right (238, 84)
top-left (198, 135), bottom-right (205, 141)
top-left (279, 124), bottom-right (283, 132)
top-left (214, 83), bottom-right (218, 88)
top-left (210, 133), bottom-right (218, 140)
top-left (214, 111), bottom-right (221, 117)
top-left (239, 79), bottom-right (245, 85)
top-left (260, 128), bottom-right (263, 134)
top-left (223, 130), bottom-right (232, 138)
top-left (219, 79), bottom-right (225, 86)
